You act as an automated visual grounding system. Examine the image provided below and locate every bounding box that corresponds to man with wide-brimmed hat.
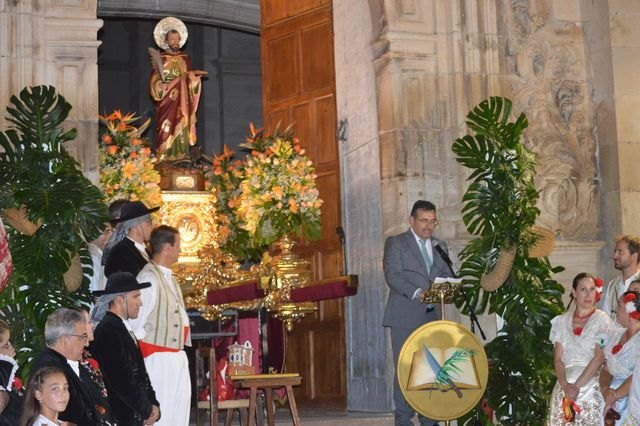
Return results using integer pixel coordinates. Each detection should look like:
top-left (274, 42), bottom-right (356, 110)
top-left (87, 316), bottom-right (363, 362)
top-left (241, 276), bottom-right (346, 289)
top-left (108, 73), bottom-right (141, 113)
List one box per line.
top-left (104, 200), bottom-right (159, 278)
top-left (88, 199), bottom-right (129, 292)
top-left (90, 272), bottom-right (160, 426)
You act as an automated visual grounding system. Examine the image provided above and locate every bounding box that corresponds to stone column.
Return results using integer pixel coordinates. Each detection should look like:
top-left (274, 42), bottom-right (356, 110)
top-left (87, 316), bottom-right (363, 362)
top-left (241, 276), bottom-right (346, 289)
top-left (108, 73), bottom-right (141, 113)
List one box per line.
top-left (333, 0), bottom-right (388, 412)
top-left (592, 0), bottom-right (640, 277)
top-left (0, 0), bottom-right (103, 181)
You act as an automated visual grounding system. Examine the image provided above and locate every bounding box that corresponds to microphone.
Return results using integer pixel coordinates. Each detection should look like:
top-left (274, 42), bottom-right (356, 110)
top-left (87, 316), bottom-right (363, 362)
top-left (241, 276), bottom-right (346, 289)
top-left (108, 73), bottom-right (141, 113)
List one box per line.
top-left (336, 226), bottom-right (348, 274)
top-left (434, 243), bottom-right (453, 268)
top-left (336, 226), bottom-right (345, 245)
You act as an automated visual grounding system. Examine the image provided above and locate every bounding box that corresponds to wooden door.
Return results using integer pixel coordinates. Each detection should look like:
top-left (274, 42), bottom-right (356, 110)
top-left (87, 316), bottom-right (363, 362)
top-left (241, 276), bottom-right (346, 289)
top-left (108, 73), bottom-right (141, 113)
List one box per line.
top-left (260, 0), bottom-right (346, 409)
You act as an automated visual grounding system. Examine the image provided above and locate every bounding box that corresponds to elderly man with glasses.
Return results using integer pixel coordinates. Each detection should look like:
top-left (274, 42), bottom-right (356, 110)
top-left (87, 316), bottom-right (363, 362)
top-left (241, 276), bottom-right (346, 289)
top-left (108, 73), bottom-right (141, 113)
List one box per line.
top-left (31, 308), bottom-right (117, 425)
top-left (382, 200), bottom-right (455, 426)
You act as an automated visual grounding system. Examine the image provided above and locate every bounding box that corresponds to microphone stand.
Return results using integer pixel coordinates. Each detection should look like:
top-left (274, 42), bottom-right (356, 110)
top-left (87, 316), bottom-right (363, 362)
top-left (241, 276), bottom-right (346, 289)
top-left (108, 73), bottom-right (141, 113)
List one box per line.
top-left (435, 245), bottom-right (486, 341)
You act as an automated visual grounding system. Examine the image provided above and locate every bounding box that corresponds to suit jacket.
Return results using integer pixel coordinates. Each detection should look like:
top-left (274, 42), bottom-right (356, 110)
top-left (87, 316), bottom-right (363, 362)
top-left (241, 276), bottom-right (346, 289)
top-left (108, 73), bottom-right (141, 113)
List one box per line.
top-left (382, 229), bottom-right (453, 330)
top-left (91, 312), bottom-right (159, 426)
top-left (31, 347), bottom-right (115, 426)
top-left (104, 237), bottom-right (148, 278)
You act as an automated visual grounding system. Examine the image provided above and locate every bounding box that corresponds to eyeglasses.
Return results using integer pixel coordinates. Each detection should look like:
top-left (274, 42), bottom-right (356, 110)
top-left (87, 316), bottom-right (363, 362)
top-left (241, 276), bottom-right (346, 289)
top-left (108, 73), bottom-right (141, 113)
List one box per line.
top-left (414, 218), bottom-right (439, 226)
top-left (67, 333), bottom-right (88, 342)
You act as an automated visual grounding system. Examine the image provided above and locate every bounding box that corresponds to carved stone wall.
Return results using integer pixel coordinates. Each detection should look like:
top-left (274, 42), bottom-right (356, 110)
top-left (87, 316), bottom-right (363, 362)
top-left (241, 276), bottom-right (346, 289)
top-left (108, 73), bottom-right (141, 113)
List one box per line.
top-left (502, 0), bottom-right (599, 240)
top-left (0, 0), bottom-right (103, 181)
top-left (335, 0), bottom-right (610, 411)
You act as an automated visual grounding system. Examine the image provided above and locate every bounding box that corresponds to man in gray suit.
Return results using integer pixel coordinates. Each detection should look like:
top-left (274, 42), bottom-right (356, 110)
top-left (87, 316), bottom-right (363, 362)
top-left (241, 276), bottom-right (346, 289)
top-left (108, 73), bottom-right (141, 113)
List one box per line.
top-left (383, 200), bottom-right (454, 426)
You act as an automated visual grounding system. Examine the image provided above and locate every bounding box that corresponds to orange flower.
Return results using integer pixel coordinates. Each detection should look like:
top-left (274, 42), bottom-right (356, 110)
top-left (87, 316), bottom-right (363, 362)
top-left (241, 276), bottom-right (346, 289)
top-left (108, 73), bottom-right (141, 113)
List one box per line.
top-left (102, 134), bottom-right (112, 144)
top-left (272, 186), bottom-right (284, 200)
top-left (107, 110), bottom-right (122, 121)
top-left (288, 199), bottom-right (299, 213)
top-left (132, 138), bottom-right (142, 146)
top-left (141, 147), bottom-right (151, 156)
top-left (116, 121), bottom-right (127, 131)
top-left (222, 144), bottom-right (234, 160)
top-left (107, 145), bottom-right (118, 155)
top-left (227, 197), bottom-right (239, 209)
top-left (122, 162), bottom-right (137, 179)
top-left (218, 225), bottom-right (230, 241)
top-left (130, 152), bottom-right (138, 159)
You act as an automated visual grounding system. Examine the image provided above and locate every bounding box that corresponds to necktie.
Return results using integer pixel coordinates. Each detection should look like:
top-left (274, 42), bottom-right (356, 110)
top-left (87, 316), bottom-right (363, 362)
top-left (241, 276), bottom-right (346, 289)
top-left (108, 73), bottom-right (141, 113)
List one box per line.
top-left (419, 239), bottom-right (432, 273)
top-left (128, 329), bottom-right (139, 346)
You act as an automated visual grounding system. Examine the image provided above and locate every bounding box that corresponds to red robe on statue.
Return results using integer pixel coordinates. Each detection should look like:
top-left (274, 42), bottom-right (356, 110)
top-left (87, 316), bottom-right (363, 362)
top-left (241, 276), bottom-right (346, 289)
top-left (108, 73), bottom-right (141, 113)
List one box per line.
top-left (149, 51), bottom-right (202, 161)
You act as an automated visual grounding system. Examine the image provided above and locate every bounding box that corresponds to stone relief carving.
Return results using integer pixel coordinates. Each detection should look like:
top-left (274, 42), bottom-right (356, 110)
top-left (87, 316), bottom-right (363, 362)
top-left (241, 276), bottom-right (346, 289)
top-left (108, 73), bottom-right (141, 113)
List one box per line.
top-left (504, 0), bottom-right (599, 239)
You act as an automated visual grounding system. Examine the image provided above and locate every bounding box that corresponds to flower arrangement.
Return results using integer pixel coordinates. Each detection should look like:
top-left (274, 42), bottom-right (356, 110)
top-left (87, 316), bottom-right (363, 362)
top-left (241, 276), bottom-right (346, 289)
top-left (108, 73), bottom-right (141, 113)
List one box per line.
top-left (98, 110), bottom-right (162, 207)
top-left (210, 145), bottom-right (264, 260)
top-left (236, 123), bottom-right (323, 248)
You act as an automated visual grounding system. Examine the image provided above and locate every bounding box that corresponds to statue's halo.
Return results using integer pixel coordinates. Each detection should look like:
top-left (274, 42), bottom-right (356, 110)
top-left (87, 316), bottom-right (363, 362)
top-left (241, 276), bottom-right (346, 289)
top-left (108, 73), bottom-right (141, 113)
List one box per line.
top-left (153, 17), bottom-right (188, 50)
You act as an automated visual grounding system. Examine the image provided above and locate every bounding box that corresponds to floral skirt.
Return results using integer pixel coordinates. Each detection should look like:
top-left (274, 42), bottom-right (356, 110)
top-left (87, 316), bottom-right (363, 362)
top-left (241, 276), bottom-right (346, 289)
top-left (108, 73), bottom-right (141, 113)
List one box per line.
top-left (547, 365), bottom-right (604, 425)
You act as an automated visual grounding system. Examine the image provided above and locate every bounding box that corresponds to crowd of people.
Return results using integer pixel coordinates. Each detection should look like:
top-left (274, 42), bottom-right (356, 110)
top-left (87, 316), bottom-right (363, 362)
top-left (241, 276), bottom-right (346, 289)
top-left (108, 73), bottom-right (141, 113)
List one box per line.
top-left (383, 200), bottom-right (640, 426)
top-left (547, 235), bottom-right (640, 425)
top-left (0, 200), bottom-right (191, 425)
top-left (7, 196), bottom-right (640, 425)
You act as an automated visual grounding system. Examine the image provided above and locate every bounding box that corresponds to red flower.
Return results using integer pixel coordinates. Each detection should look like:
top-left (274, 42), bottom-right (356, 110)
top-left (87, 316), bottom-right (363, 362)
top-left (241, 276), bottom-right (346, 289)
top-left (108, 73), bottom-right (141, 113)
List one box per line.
top-left (612, 344), bottom-right (623, 354)
top-left (11, 376), bottom-right (22, 390)
top-left (624, 293), bottom-right (637, 303)
top-left (631, 311), bottom-right (640, 321)
top-left (595, 278), bottom-right (604, 288)
top-left (573, 327), bottom-right (583, 336)
top-left (86, 357), bottom-right (100, 372)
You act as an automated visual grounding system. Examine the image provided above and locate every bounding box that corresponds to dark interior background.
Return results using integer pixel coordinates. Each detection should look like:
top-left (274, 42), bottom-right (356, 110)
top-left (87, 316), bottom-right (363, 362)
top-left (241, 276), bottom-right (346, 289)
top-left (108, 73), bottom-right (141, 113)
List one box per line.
top-left (98, 18), bottom-right (263, 158)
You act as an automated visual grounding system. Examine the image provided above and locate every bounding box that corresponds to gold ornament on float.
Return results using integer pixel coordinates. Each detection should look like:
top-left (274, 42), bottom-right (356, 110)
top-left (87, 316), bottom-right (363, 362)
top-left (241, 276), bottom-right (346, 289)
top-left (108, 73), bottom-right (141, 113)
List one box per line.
top-left (159, 191), bottom-right (217, 265)
top-left (182, 235), bottom-right (317, 331)
top-left (264, 235), bottom-right (316, 332)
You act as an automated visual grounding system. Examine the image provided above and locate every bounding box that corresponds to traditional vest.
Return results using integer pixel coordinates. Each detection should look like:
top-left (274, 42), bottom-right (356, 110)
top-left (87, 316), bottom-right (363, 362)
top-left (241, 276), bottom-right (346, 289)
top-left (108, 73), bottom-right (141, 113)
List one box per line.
top-left (137, 263), bottom-right (191, 356)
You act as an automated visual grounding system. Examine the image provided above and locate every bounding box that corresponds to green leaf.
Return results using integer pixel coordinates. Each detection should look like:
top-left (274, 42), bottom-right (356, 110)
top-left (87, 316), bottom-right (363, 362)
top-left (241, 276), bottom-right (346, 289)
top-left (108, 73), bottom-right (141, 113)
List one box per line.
top-left (452, 97), bottom-right (564, 424)
top-left (0, 85), bottom-right (108, 374)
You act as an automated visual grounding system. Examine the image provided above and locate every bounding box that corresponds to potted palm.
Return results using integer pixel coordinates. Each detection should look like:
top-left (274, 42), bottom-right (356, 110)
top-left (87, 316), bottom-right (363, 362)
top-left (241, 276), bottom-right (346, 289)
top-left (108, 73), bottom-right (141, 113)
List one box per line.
top-left (0, 86), bottom-right (108, 372)
top-left (452, 97), bottom-right (565, 424)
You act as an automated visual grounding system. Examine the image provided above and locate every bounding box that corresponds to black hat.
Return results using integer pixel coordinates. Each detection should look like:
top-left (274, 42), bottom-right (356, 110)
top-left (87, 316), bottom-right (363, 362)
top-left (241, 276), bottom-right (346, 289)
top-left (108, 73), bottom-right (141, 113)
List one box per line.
top-left (112, 201), bottom-right (160, 224)
top-left (93, 272), bottom-right (151, 296)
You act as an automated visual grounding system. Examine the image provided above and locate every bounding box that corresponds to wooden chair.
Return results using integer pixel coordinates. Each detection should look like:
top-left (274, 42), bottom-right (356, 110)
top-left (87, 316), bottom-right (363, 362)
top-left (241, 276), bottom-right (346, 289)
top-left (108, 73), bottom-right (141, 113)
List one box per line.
top-left (195, 347), bottom-right (250, 426)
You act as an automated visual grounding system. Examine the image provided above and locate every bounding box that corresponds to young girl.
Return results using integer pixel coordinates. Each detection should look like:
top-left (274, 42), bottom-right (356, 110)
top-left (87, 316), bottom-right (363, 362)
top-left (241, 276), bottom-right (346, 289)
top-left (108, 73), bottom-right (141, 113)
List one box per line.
top-left (547, 272), bottom-right (615, 425)
top-left (19, 366), bottom-right (69, 426)
top-left (0, 319), bottom-right (24, 426)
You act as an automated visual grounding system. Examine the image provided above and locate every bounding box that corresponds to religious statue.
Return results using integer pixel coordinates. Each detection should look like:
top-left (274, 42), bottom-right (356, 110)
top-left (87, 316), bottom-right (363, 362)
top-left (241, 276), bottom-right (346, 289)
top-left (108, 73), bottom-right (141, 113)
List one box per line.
top-left (149, 17), bottom-right (208, 161)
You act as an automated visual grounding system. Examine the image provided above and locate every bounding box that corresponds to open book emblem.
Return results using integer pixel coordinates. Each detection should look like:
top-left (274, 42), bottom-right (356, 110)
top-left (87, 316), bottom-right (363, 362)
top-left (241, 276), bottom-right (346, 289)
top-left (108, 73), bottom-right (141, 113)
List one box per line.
top-left (406, 345), bottom-right (479, 397)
